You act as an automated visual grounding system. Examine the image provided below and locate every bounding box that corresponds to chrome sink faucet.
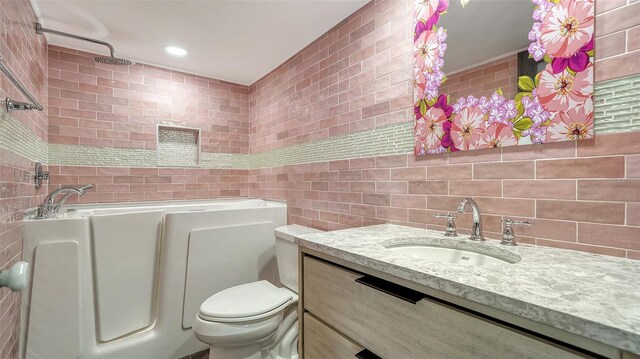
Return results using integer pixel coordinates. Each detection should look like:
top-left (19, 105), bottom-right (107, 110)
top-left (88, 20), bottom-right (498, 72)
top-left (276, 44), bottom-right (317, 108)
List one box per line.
top-left (456, 198), bottom-right (485, 241)
top-left (35, 184), bottom-right (94, 219)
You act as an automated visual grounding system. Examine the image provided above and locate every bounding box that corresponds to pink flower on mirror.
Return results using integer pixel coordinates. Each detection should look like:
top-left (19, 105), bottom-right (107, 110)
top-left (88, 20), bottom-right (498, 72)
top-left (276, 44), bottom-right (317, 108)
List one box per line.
top-left (537, 63), bottom-right (592, 112)
top-left (546, 97), bottom-right (594, 142)
top-left (422, 107), bottom-right (449, 151)
top-left (450, 106), bottom-right (485, 151)
top-left (414, 31), bottom-right (440, 72)
top-left (415, 0), bottom-right (449, 26)
top-left (415, 71), bottom-right (427, 99)
top-left (414, 117), bottom-right (428, 155)
top-left (479, 123), bottom-right (518, 149)
top-left (539, 0), bottom-right (594, 58)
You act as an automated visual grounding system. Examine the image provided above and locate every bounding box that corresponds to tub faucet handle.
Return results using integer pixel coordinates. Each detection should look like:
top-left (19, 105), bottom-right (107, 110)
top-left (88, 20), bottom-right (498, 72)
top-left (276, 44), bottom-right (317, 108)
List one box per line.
top-left (501, 218), bottom-right (533, 246)
top-left (434, 213), bottom-right (458, 237)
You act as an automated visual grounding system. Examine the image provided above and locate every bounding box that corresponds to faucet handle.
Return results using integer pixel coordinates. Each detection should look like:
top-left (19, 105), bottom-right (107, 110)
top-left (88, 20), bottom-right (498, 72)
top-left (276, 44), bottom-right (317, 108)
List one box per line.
top-left (505, 218), bottom-right (533, 226)
top-left (434, 213), bottom-right (458, 237)
top-left (501, 218), bottom-right (533, 246)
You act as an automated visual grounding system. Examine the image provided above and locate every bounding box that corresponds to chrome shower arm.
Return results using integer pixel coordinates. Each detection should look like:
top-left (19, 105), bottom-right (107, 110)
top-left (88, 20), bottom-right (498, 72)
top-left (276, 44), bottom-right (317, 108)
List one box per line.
top-left (35, 23), bottom-right (116, 58)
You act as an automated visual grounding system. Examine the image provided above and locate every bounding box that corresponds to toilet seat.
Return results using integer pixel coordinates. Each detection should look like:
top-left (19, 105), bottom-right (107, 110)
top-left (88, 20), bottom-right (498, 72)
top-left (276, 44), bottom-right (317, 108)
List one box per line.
top-left (198, 281), bottom-right (293, 323)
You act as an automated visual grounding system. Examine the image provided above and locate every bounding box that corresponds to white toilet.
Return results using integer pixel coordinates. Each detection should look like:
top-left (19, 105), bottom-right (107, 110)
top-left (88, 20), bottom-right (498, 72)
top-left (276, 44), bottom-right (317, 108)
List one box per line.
top-left (193, 225), bottom-right (323, 359)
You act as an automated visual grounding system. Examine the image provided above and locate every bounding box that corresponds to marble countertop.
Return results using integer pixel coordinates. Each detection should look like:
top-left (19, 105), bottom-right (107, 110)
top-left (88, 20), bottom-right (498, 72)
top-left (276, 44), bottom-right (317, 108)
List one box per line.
top-left (294, 224), bottom-right (640, 354)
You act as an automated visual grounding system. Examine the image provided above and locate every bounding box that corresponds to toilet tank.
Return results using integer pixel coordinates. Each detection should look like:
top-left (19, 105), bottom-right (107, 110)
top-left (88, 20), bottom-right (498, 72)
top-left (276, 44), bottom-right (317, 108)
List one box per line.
top-left (274, 225), bottom-right (323, 293)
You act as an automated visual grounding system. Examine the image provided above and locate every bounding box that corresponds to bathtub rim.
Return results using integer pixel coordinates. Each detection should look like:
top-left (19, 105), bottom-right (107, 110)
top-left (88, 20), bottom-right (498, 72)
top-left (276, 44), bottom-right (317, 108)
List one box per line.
top-left (23, 197), bottom-right (286, 221)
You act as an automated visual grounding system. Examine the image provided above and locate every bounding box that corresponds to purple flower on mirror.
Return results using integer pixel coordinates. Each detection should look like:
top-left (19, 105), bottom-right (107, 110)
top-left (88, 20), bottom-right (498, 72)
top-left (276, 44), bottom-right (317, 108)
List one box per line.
top-left (489, 92), bottom-right (505, 107)
top-left (528, 22), bottom-right (542, 42)
top-left (427, 146), bottom-right (448, 154)
top-left (453, 97), bottom-right (466, 113)
top-left (466, 95), bottom-right (479, 107)
top-left (521, 93), bottom-right (551, 126)
top-left (504, 100), bottom-right (517, 119)
top-left (478, 96), bottom-right (491, 114)
top-left (436, 27), bottom-right (447, 43)
top-left (487, 107), bottom-right (506, 125)
top-left (532, 0), bottom-right (553, 21)
top-left (528, 42), bottom-right (546, 62)
top-left (526, 126), bottom-right (547, 144)
top-left (441, 120), bottom-right (459, 152)
top-left (415, 21), bottom-right (430, 41)
top-left (550, 37), bottom-right (593, 74)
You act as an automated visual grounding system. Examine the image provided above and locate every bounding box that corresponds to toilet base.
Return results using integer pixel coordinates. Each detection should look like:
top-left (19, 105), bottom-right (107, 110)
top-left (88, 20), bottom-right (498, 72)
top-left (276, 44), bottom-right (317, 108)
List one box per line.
top-left (210, 344), bottom-right (261, 359)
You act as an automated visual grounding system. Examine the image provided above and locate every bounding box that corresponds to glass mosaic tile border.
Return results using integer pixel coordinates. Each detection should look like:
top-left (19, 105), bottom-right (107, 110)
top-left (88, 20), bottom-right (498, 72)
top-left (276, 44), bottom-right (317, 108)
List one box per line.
top-left (0, 109), bottom-right (47, 163)
top-left (3, 74), bottom-right (638, 170)
top-left (594, 74), bottom-right (640, 133)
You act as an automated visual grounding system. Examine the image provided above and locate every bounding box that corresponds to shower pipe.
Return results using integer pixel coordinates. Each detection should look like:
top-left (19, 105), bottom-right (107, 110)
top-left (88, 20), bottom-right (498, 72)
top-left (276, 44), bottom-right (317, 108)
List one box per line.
top-left (36, 23), bottom-right (133, 66)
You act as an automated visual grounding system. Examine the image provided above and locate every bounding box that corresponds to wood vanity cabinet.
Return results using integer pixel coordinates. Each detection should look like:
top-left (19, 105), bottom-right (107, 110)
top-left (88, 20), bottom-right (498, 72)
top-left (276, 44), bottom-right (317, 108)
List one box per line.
top-left (303, 313), bottom-right (365, 359)
top-left (299, 251), bottom-right (627, 359)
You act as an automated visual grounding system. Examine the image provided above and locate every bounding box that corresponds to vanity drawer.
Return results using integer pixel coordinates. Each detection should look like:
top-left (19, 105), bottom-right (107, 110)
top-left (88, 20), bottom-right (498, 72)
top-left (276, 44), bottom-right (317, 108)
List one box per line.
top-left (303, 313), bottom-right (370, 359)
top-left (303, 256), bottom-right (591, 359)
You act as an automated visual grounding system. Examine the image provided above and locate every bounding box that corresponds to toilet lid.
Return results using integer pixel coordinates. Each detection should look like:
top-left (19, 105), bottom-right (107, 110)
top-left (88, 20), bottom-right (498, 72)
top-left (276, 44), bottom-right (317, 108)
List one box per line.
top-left (199, 281), bottom-right (293, 320)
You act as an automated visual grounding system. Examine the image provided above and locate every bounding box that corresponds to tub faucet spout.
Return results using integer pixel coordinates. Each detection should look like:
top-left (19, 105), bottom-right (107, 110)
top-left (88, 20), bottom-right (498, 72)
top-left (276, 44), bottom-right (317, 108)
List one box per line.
top-left (34, 184), bottom-right (93, 219)
top-left (457, 197), bottom-right (485, 241)
top-left (56, 184), bottom-right (94, 209)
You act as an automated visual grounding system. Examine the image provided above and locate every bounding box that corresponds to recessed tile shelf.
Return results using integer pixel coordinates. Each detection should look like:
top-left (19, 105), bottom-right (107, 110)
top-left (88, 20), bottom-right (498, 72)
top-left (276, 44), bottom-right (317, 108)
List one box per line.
top-left (157, 126), bottom-right (201, 167)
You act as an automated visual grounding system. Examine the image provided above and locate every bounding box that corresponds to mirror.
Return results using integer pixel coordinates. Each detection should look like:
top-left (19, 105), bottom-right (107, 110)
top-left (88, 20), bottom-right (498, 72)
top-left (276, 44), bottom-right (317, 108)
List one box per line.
top-left (414, 0), bottom-right (595, 155)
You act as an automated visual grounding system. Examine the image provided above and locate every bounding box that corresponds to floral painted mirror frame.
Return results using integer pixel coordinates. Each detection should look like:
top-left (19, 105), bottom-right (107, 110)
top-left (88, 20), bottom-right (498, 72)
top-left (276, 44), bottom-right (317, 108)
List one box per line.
top-left (414, 0), bottom-right (595, 155)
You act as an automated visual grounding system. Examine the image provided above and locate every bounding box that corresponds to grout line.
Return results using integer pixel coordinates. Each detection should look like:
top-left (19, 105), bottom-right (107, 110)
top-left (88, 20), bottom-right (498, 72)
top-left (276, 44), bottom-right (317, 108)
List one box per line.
top-left (596, 2), bottom-right (634, 17)
top-left (596, 48), bottom-right (640, 62)
top-left (626, 29), bottom-right (629, 53)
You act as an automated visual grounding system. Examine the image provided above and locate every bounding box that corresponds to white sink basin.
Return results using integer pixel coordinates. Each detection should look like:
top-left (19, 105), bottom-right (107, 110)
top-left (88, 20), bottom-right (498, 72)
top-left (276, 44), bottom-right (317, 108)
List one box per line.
top-left (387, 245), bottom-right (514, 265)
top-left (383, 236), bottom-right (521, 265)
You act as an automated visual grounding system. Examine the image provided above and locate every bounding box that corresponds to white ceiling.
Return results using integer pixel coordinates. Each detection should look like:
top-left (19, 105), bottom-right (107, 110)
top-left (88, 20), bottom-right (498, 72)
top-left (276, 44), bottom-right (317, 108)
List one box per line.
top-left (439, 0), bottom-right (532, 74)
top-left (32, 0), bottom-right (369, 85)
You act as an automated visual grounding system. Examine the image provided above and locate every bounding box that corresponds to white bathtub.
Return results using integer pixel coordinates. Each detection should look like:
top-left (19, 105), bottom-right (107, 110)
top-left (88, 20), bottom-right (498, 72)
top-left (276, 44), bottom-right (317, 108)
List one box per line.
top-left (21, 198), bottom-right (286, 359)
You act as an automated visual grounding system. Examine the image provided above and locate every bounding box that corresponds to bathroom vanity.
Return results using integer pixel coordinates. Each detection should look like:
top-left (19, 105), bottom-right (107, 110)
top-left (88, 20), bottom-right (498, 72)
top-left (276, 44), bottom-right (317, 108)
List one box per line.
top-left (295, 225), bottom-right (640, 359)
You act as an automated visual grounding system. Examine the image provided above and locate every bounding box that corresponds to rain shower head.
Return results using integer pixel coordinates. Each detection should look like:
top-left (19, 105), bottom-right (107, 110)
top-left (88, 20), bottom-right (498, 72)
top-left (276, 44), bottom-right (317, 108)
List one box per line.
top-left (35, 23), bottom-right (134, 66)
top-left (94, 56), bottom-right (134, 66)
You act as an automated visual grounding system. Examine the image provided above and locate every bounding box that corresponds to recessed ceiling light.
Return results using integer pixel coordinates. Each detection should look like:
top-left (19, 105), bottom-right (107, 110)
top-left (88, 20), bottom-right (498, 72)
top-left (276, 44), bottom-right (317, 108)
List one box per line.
top-left (164, 45), bottom-right (188, 56)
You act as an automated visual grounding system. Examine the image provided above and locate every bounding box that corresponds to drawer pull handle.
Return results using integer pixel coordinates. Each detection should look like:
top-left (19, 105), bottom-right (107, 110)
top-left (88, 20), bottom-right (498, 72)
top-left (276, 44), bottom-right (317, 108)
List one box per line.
top-left (355, 275), bottom-right (427, 304)
top-left (355, 349), bottom-right (382, 359)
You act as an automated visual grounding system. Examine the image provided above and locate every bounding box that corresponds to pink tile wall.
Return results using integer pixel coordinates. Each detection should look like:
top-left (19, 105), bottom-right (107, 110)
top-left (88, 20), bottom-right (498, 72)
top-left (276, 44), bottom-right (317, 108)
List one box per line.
top-left (250, 131), bottom-right (640, 259)
top-left (0, 3), bottom-right (47, 140)
top-left (47, 46), bottom-right (250, 154)
top-left (47, 47), bottom-right (252, 203)
top-left (0, 0), bottom-right (48, 357)
top-left (594, 0), bottom-right (640, 81)
top-left (249, 0), bottom-right (640, 155)
top-left (0, 0), bottom-right (627, 358)
top-left (249, 0), bottom-right (640, 259)
top-left (249, 0), bottom-right (414, 153)
top-left (50, 166), bottom-right (249, 204)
